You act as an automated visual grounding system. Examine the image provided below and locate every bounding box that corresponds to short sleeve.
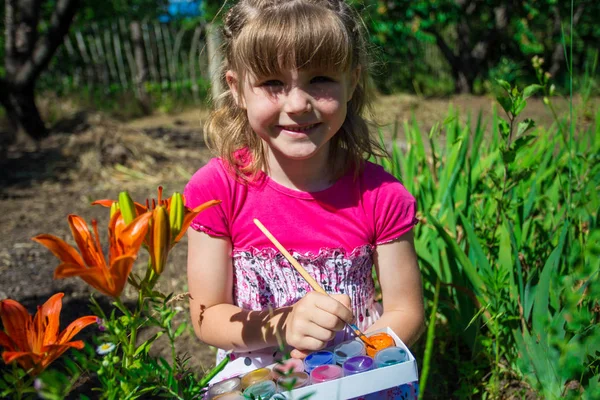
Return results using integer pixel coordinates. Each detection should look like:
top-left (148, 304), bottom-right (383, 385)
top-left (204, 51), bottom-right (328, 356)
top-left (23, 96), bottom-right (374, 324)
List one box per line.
top-left (365, 164), bottom-right (418, 245)
top-left (183, 158), bottom-right (231, 237)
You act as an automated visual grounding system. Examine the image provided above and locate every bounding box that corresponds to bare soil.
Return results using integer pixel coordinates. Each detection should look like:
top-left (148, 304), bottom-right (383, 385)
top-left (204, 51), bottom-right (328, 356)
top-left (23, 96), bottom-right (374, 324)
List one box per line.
top-left (0, 94), bottom-right (591, 398)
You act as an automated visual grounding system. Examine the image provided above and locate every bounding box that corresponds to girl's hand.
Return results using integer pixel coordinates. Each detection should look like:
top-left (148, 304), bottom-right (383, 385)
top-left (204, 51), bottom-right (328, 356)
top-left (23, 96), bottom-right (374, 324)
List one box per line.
top-left (285, 292), bottom-right (354, 359)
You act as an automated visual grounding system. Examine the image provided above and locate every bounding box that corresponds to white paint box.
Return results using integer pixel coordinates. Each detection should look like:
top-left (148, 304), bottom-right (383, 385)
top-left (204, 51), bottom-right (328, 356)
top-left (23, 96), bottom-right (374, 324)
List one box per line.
top-left (276, 327), bottom-right (419, 399)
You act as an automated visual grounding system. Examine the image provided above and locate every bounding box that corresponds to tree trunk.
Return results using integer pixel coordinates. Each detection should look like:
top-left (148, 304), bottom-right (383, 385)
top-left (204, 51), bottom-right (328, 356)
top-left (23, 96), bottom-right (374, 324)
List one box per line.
top-left (430, 28), bottom-right (475, 94)
top-left (0, 82), bottom-right (46, 141)
top-left (454, 71), bottom-right (473, 94)
top-left (1, 0), bottom-right (80, 142)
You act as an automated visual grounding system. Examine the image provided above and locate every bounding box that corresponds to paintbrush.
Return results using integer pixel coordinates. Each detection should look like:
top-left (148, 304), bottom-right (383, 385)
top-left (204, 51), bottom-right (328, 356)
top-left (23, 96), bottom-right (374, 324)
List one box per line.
top-left (253, 218), bottom-right (375, 350)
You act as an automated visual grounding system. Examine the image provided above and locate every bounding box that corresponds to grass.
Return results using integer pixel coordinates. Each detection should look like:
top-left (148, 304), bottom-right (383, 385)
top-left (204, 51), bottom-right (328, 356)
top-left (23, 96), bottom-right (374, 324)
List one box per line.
top-left (373, 72), bottom-right (599, 398)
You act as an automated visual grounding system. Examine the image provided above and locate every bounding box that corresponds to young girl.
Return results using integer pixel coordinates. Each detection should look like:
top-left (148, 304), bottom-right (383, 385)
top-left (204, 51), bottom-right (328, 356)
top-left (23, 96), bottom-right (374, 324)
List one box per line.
top-left (184, 0), bottom-right (424, 396)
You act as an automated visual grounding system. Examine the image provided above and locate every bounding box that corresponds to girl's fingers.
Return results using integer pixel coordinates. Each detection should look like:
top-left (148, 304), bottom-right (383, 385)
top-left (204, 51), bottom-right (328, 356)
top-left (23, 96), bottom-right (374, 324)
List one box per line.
top-left (330, 294), bottom-right (352, 309)
top-left (307, 323), bottom-right (337, 342)
top-left (290, 348), bottom-right (310, 359)
top-left (293, 335), bottom-right (328, 352)
top-left (309, 308), bottom-right (347, 331)
top-left (315, 295), bottom-right (355, 325)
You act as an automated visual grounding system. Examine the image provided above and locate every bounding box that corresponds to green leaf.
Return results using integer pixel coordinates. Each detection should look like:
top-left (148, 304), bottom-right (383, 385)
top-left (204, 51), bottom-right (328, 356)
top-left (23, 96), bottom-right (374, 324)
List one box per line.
top-left (174, 323), bottom-right (187, 338)
top-left (459, 214), bottom-right (492, 277)
top-left (523, 274), bottom-right (535, 321)
top-left (134, 331), bottom-right (164, 356)
top-left (497, 96), bottom-right (512, 115)
top-left (513, 327), bottom-right (561, 394)
top-left (532, 224), bottom-right (568, 335)
top-left (501, 148), bottom-right (516, 164)
top-left (496, 79), bottom-right (511, 92)
top-left (428, 214), bottom-right (486, 301)
top-left (497, 119), bottom-right (510, 139)
top-left (507, 222), bottom-right (525, 306)
top-left (514, 98), bottom-right (527, 116)
top-left (516, 119), bottom-right (536, 138)
top-left (522, 84), bottom-right (543, 100)
top-left (499, 223), bottom-right (517, 302)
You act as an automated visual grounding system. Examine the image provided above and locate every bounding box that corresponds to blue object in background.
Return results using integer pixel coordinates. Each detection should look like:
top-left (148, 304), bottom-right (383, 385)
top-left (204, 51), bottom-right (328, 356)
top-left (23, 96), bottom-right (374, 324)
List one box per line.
top-left (159, 0), bottom-right (202, 22)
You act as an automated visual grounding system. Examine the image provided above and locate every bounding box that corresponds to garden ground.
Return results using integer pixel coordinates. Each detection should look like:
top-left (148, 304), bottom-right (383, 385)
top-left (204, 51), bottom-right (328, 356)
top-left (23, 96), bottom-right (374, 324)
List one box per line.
top-left (0, 93), bottom-right (589, 397)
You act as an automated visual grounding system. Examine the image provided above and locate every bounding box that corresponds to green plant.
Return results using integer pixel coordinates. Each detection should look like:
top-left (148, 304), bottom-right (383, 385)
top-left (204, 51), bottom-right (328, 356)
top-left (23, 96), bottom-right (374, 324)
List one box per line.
top-left (0, 189), bottom-right (224, 399)
top-left (375, 75), bottom-right (599, 398)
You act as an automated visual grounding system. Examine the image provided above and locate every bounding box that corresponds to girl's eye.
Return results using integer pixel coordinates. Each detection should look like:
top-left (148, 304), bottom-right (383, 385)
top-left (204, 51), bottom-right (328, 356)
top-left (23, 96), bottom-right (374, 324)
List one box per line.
top-left (260, 80), bottom-right (284, 87)
top-left (311, 76), bottom-right (334, 84)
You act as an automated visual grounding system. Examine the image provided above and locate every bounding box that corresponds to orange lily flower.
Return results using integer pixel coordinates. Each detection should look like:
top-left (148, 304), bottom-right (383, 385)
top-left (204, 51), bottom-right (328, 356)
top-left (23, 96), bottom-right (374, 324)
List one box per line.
top-left (0, 293), bottom-right (97, 375)
top-left (93, 187), bottom-right (220, 274)
top-left (32, 212), bottom-right (152, 297)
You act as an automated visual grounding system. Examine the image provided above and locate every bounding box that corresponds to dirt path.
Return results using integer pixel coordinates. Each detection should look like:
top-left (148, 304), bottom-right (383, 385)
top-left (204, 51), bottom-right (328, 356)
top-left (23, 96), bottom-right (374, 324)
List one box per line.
top-left (0, 94), bottom-right (591, 380)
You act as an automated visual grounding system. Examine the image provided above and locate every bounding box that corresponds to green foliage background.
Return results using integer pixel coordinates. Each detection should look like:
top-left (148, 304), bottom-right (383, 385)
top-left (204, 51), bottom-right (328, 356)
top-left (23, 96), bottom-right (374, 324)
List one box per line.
top-left (3, 0), bottom-right (599, 100)
top-left (374, 82), bottom-right (599, 398)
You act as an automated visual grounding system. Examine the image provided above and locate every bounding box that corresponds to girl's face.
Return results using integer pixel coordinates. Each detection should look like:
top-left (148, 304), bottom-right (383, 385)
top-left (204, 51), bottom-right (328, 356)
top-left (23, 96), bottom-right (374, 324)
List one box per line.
top-left (227, 67), bottom-right (358, 163)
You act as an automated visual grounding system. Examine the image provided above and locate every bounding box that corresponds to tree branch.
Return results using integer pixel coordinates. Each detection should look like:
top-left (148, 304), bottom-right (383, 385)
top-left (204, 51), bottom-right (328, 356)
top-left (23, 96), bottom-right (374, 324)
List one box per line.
top-left (4, 0), bottom-right (17, 77)
top-left (425, 28), bottom-right (458, 71)
top-left (15, 0), bottom-right (42, 60)
top-left (14, 0), bottom-right (81, 87)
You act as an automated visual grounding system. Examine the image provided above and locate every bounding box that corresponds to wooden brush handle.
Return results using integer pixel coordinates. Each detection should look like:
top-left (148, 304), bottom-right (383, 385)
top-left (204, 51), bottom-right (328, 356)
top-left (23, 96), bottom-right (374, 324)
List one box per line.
top-left (253, 218), bottom-right (374, 349)
top-left (253, 219), bottom-right (327, 295)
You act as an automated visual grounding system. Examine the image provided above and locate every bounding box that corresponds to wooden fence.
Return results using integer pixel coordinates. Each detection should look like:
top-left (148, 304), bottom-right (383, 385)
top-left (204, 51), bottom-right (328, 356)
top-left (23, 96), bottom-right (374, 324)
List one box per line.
top-left (43, 19), bottom-right (222, 103)
top-left (42, 19), bottom-right (449, 103)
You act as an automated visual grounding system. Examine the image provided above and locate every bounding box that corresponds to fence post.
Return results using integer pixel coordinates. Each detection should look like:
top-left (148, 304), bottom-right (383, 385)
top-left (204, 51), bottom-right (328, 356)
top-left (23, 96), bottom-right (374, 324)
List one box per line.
top-left (130, 20), bottom-right (151, 114)
top-left (206, 23), bottom-right (224, 105)
top-left (189, 26), bottom-right (202, 103)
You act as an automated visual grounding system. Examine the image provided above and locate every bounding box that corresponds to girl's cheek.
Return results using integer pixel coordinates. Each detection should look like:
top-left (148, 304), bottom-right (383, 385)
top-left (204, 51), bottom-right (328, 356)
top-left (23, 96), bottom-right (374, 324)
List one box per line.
top-left (316, 99), bottom-right (344, 114)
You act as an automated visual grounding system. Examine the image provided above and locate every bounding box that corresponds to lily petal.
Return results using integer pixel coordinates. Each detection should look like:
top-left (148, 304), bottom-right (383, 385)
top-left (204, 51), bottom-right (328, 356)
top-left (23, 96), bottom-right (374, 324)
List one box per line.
top-left (0, 299), bottom-right (31, 351)
top-left (37, 293), bottom-right (64, 349)
top-left (54, 263), bottom-right (114, 298)
top-left (67, 215), bottom-right (102, 267)
top-left (0, 330), bottom-right (16, 351)
top-left (175, 200), bottom-right (221, 243)
top-left (40, 342), bottom-right (85, 370)
top-left (118, 212), bottom-right (152, 252)
top-left (90, 199), bottom-right (114, 207)
top-left (31, 234), bottom-right (84, 267)
top-left (108, 212), bottom-right (125, 258)
top-left (93, 199), bottom-right (147, 215)
top-left (56, 317), bottom-right (97, 344)
top-left (2, 350), bottom-right (40, 368)
top-left (106, 255), bottom-right (137, 297)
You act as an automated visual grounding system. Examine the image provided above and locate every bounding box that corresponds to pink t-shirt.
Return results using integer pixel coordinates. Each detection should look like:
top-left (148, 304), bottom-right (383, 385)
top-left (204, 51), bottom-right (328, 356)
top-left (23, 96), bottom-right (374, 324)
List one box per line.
top-left (184, 157), bottom-right (417, 381)
top-left (185, 157), bottom-right (417, 322)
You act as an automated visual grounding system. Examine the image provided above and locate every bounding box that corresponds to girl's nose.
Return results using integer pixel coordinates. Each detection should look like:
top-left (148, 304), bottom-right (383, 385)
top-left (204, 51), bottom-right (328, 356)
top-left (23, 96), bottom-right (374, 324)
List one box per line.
top-left (283, 88), bottom-right (312, 114)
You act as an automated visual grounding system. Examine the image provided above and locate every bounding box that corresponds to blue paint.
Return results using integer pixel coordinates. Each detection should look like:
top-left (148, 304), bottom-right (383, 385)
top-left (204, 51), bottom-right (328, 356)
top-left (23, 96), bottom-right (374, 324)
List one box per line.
top-left (374, 346), bottom-right (408, 368)
top-left (243, 380), bottom-right (276, 398)
top-left (303, 350), bottom-right (334, 373)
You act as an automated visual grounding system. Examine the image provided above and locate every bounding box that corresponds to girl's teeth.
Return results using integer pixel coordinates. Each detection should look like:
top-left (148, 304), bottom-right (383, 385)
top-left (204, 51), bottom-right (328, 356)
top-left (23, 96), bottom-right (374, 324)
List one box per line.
top-left (285, 124), bottom-right (316, 132)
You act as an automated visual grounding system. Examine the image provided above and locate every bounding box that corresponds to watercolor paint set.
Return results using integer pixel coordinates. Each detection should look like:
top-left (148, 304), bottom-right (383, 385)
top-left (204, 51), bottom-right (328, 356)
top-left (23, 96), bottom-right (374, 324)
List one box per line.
top-left (204, 327), bottom-right (419, 399)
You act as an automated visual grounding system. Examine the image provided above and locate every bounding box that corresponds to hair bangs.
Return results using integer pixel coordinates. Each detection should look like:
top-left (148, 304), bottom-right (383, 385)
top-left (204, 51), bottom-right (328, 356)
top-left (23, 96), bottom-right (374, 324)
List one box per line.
top-left (231, 4), bottom-right (353, 79)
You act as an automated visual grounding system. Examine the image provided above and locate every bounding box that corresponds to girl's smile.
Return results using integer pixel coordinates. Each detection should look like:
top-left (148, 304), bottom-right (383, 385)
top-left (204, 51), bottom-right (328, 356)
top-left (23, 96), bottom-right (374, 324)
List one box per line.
top-left (276, 122), bottom-right (322, 137)
top-left (227, 68), bottom-right (359, 164)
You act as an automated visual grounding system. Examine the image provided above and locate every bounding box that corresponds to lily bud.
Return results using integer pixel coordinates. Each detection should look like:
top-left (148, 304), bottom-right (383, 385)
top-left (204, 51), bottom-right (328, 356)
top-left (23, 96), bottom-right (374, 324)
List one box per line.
top-left (169, 192), bottom-right (184, 239)
top-left (109, 202), bottom-right (119, 219)
top-left (118, 191), bottom-right (136, 225)
top-left (152, 206), bottom-right (170, 275)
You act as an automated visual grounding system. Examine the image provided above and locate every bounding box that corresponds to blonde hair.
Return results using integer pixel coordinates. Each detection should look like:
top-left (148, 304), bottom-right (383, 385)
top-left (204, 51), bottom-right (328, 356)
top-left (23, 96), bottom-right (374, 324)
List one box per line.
top-left (205, 0), bottom-right (387, 181)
